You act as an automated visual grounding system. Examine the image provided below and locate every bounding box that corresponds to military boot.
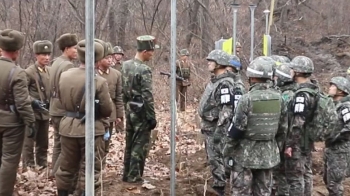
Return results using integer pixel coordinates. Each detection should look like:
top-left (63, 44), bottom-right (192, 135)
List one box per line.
top-left (57, 190), bottom-right (69, 196)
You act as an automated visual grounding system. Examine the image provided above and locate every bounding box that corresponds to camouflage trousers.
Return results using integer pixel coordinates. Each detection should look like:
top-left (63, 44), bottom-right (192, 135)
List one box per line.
top-left (323, 145), bottom-right (350, 196)
top-left (272, 152), bottom-right (289, 195)
top-left (123, 111), bottom-right (151, 182)
top-left (0, 126), bottom-right (25, 196)
top-left (22, 119), bottom-right (49, 168)
top-left (285, 150), bottom-right (313, 196)
top-left (230, 164), bottom-right (272, 196)
top-left (55, 136), bottom-right (105, 193)
top-left (203, 132), bottom-right (226, 188)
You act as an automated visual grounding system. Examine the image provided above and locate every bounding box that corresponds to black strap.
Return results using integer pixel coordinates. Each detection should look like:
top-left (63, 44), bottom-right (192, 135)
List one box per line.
top-left (65, 111), bottom-right (85, 119)
top-left (36, 67), bottom-right (49, 102)
top-left (75, 84), bottom-right (86, 112)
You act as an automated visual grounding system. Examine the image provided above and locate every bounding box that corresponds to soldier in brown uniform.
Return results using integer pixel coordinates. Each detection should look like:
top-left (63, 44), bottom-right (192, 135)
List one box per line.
top-left (55, 40), bottom-right (113, 196)
top-left (111, 45), bottom-right (124, 71)
top-left (96, 42), bottom-right (124, 165)
top-left (22, 40), bottom-right (52, 168)
top-left (176, 49), bottom-right (193, 111)
top-left (49, 33), bottom-right (78, 176)
top-left (0, 29), bottom-right (36, 195)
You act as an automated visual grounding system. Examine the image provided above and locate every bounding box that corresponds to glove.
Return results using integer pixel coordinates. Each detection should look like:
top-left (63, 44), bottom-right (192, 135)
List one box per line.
top-left (148, 118), bottom-right (157, 130)
top-left (32, 100), bottom-right (45, 110)
top-left (27, 124), bottom-right (37, 139)
top-left (103, 129), bottom-right (110, 141)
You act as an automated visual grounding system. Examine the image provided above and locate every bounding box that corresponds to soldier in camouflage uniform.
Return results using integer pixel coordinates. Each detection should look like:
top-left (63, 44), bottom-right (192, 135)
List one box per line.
top-left (122, 35), bottom-right (158, 183)
top-left (111, 45), bottom-right (124, 71)
top-left (224, 56), bottom-right (288, 196)
top-left (272, 62), bottom-right (296, 196)
top-left (323, 76), bottom-right (350, 196)
top-left (284, 56), bottom-right (337, 196)
top-left (22, 40), bottom-right (53, 169)
top-left (176, 49), bottom-right (193, 111)
top-left (198, 49), bottom-right (245, 195)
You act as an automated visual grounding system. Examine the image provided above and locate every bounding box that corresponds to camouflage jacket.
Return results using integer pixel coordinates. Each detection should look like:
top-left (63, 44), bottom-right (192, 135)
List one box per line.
top-left (225, 82), bottom-right (288, 169)
top-left (122, 58), bottom-right (155, 121)
top-left (325, 97), bottom-right (350, 151)
top-left (198, 71), bottom-right (245, 136)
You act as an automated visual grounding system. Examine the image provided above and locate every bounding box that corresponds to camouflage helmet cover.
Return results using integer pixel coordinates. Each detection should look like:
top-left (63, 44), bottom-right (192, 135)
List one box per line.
top-left (270, 55), bottom-right (291, 64)
top-left (113, 46), bottom-right (124, 55)
top-left (236, 42), bottom-right (242, 48)
top-left (330, 76), bottom-right (350, 94)
top-left (229, 55), bottom-right (241, 70)
top-left (246, 56), bottom-right (274, 79)
top-left (180, 49), bottom-right (189, 56)
top-left (290, 56), bottom-right (314, 73)
top-left (206, 49), bottom-right (231, 66)
top-left (274, 62), bottom-right (294, 82)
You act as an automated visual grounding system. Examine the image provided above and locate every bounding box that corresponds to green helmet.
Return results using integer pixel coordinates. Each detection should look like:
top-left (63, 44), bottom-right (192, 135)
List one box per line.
top-left (290, 56), bottom-right (314, 73)
top-left (206, 49), bottom-right (231, 66)
top-left (113, 46), bottom-right (124, 55)
top-left (246, 56), bottom-right (274, 79)
top-left (330, 76), bottom-right (350, 94)
top-left (274, 63), bottom-right (294, 83)
top-left (180, 49), bottom-right (189, 56)
top-left (271, 55), bottom-right (290, 64)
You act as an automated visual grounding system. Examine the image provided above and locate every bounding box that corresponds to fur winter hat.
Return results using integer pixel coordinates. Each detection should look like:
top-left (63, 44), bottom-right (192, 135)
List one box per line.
top-left (56, 33), bottom-right (78, 51)
top-left (0, 29), bottom-right (25, 51)
top-left (33, 40), bottom-right (53, 54)
top-left (77, 39), bottom-right (104, 63)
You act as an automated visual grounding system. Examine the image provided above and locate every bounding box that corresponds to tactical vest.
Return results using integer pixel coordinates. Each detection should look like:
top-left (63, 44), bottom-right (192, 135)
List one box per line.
top-left (177, 61), bottom-right (191, 79)
top-left (198, 77), bottom-right (234, 122)
top-left (246, 89), bottom-right (282, 141)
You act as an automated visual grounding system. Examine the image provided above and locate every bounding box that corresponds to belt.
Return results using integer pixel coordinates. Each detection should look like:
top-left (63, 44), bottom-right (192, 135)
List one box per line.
top-left (65, 111), bottom-right (85, 119)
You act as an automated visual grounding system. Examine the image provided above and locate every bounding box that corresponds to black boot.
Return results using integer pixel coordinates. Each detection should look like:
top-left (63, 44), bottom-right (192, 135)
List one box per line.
top-left (57, 190), bottom-right (69, 196)
top-left (212, 186), bottom-right (225, 196)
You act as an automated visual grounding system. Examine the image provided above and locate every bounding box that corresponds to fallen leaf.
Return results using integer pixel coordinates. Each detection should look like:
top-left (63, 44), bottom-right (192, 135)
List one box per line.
top-left (142, 183), bottom-right (156, 190)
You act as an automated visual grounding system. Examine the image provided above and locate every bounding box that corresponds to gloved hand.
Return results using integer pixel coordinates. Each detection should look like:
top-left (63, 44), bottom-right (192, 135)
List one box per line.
top-left (27, 124), bottom-right (37, 139)
top-left (32, 100), bottom-right (45, 110)
top-left (103, 129), bottom-right (110, 141)
top-left (148, 118), bottom-right (157, 130)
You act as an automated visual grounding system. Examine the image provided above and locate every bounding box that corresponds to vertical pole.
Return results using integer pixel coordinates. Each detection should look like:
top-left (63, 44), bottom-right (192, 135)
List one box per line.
top-left (85, 0), bottom-right (95, 195)
top-left (231, 3), bottom-right (240, 56)
top-left (249, 4), bottom-right (257, 62)
top-left (264, 10), bottom-right (270, 35)
top-left (170, 0), bottom-right (177, 195)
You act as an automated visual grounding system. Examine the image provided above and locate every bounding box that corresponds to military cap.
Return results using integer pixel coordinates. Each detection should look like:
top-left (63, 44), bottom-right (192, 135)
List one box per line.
top-left (330, 76), bottom-right (350, 94)
top-left (180, 49), bottom-right (189, 56)
top-left (106, 42), bottom-right (114, 56)
top-left (206, 49), bottom-right (231, 66)
top-left (113, 46), bottom-right (124, 55)
top-left (33, 40), bottom-right (53, 54)
top-left (77, 39), bottom-right (104, 63)
top-left (229, 55), bottom-right (241, 70)
top-left (236, 42), bottom-right (242, 48)
top-left (290, 56), bottom-right (314, 73)
top-left (271, 55), bottom-right (290, 64)
top-left (94, 39), bottom-right (109, 58)
top-left (136, 35), bottom-right (159, 51)
top-left (56, 33), bottom-right (78, 51)
top-left (274, 63), bottom-right (294, 82)
top-left (246, 56), bottom-right (274, 79)
top-left (0, 29), bottom-right (25, 51)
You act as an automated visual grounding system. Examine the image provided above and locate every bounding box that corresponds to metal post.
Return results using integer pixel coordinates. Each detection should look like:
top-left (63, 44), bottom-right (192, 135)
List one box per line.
top-left (170, 0), bottom-right (177, 195)
top-left (249, 4), bottom-right (257, 62)
top-left (85, 0), bottom-right (95, 195)
top-left (263, 10), bottom-right (270, 35)
top-left (231, 3), bottom-right (240, 56)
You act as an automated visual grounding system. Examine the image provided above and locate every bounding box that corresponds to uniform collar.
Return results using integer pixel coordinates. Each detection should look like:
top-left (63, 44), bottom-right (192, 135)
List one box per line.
top-left (98, 68), bottom-right (110, 75)
top-left (35, 62), bottom-right (47, 73)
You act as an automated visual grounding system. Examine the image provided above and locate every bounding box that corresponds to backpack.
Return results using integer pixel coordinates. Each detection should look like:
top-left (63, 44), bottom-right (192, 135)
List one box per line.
top-left (292, 87), bottom-right (337, 142)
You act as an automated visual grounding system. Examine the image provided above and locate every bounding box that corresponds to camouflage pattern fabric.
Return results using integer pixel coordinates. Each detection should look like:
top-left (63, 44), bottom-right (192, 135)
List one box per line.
top-left (179, 49), bottom-right (189, 56)
top-left (122, 58), bottom-right (155, 182)
top-left (230, 164), bottom-right (273, 196)
top-left (206, 49), bottom-right (231, 66)
top-left (290, 56), bottom-right (314, 73)
top-left (330, 76), bottom-right (350, 94)
top-left (246, 56), bottom-right (275, 79)
top-left (271, 55), bottom-right (290, 64)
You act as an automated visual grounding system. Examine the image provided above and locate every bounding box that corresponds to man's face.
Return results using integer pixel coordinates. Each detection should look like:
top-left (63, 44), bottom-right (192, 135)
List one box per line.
top-left (207, 60), bottom-right (216, 72)
top-left (142, 50), bottom-right (154, 61)
top-left (65, 45), bottom-right (78, 60)
top-left (36, 54), bottom-right (51, 66)
top-left (180, 55), bottom-right (188, 61)
top-left (328, 84), bottom-right (339, 96)
top-left (98, 56), bottom-right (112, 69)
top-left (113, 53), bottom-right (123, 62)
top-left (236, 47), bottom-right (241, 53)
